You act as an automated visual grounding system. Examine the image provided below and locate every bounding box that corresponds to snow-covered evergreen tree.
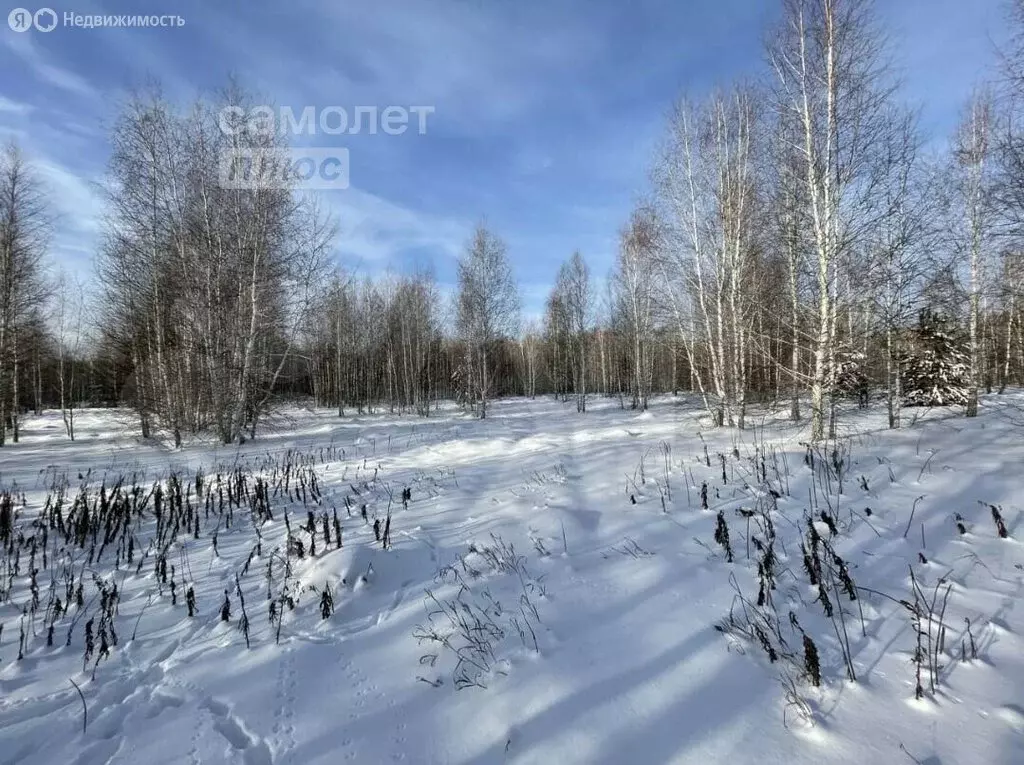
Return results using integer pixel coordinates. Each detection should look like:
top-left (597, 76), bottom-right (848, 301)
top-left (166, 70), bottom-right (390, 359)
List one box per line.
top-left (834, 346), bottom-right (870, 408)
top-left (902, 309), bottom-right (970, 407)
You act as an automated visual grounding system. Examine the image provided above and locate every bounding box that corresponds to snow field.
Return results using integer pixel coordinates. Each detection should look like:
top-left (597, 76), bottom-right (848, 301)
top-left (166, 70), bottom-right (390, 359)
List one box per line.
top-left (0, 396), bottom-right (1022, 765)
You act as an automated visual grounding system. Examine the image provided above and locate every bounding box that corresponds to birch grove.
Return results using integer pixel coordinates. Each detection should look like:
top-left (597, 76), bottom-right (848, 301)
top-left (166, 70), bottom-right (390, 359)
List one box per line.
top-left (658, 89), bottom-right (760, 427)
top-left (4, 2), bottom-right (1024, 444)
top-left (97, 86), bottom-right (332, 445)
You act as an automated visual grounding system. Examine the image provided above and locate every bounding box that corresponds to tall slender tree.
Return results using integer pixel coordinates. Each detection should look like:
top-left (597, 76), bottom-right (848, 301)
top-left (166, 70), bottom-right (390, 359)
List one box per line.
top-left (768, 0), bottom-right (901, 439)
top-left (0, 142), bottom-right (49, 446)
top-left (949, 93), bottom-right (995, 417)
top-left (456, 224), bottom-right (520, 419)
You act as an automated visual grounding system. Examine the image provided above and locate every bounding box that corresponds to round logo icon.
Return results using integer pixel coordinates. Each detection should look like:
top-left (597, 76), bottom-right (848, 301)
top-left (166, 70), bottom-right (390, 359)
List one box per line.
top-left (34, 8), bottom-right (58, 32)
top-left (8, 8), bottom-right (33, 32)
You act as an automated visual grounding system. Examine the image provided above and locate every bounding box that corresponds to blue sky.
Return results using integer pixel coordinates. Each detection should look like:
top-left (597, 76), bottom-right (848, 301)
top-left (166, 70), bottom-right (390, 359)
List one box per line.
top-left (0, 0), bottom-right (1009, 319)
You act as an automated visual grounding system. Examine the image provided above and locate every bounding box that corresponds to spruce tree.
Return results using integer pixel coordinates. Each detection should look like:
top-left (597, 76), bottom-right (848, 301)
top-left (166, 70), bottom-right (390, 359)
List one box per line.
top-left (834, 346), bottom-right (870, 408)
top-left (903, 309), bottom-right (969, 407)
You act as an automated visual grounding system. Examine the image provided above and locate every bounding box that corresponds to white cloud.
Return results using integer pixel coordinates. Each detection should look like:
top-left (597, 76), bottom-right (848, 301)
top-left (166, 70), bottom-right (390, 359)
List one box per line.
top-left (325, 187), bottom-right (470, 269)
top-left (2, 33), bottom-right (98, 100)
top-left (35, 157), bottom-right (105, 236)
top-left (210, 0), bottom-right (603, 133)
top-left (0, 95), bottom-right (32, 115)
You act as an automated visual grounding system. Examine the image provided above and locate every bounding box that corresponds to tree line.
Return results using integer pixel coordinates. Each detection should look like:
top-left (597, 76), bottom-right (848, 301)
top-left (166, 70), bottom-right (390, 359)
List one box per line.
top-left (3, 0), bottom-right (1024, 446)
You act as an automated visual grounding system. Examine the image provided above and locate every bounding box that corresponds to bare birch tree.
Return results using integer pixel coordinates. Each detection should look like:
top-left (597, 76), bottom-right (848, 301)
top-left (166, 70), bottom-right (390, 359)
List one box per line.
top-left (658, 88), bottom-right (761, 427)
top-left (548, 251), bottom-right (593, 412)
top-left (867, 111), bottom-right (931, 429)
top-left (54, 271), bottom-right (85, 439)
top-left (947, 93), bottom-right (995, 417)
top-left (0, 142), bottom-right (49, 446)
top-left (456, 224), bottom-right (520, 419)
top-left (768, 0), bottom-right (899, 439)
top-left (616, 207), bottom-right (658, 411)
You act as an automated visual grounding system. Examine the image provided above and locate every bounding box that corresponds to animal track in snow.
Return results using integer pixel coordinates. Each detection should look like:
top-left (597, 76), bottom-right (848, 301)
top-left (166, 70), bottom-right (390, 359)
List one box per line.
top-left (272, 648), bottom-right (298, 765)
top-left (200, 696), bottom-right (274, 765)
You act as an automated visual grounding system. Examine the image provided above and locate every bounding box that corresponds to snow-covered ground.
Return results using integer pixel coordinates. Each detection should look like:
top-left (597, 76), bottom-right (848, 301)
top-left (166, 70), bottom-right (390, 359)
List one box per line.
top-left (1, 396), bottom-right (1022, 765)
